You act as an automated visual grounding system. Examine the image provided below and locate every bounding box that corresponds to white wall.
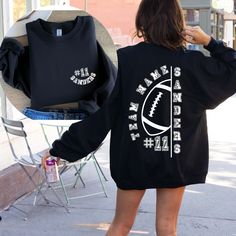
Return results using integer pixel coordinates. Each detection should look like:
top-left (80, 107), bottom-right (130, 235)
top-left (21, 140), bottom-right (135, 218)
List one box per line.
top-left (224, 21), bottom-right (234, 47)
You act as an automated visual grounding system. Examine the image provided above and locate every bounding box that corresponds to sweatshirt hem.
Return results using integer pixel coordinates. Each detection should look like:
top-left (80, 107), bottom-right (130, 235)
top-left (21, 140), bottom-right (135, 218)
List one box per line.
top-left (113, 174), bottom-right (207, 190)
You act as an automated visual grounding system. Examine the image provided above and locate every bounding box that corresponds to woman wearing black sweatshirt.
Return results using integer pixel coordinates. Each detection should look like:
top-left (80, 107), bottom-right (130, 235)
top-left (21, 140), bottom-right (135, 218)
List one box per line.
top-left (43, 0), bottom-right (236, 235)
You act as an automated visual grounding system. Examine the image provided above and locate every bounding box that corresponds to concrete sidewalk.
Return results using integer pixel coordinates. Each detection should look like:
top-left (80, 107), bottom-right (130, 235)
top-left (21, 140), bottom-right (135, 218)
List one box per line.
top-left (0, 138), bottom-right (236, 236)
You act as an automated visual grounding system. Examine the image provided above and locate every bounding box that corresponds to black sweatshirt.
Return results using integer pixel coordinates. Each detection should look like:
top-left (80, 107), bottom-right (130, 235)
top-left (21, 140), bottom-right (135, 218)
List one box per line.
top-left (26, 16), bottom-right (102, 108)
top-left (50, 38), bottom-right (236, 190)
top-left (0, 16), bottom-right (117, 113)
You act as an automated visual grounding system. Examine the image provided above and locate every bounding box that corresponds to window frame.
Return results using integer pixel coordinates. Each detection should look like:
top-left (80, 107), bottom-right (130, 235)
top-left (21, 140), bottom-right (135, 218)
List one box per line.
top-left (0, 0), bottom-right (7, 118)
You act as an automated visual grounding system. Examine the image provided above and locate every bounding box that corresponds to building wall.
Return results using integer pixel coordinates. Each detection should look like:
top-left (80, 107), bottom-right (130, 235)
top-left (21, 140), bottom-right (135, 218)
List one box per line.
top-left (180, 0), bottom-right (211, 9)
top-left (70, 0), bottom-right (141, 47)
top-left (225, 21), bottom-right (234, 47)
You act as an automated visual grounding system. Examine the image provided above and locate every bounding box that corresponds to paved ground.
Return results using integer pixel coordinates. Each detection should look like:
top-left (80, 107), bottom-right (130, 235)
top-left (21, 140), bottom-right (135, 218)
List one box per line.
top-left (0, 97), bottom-right (236, 236)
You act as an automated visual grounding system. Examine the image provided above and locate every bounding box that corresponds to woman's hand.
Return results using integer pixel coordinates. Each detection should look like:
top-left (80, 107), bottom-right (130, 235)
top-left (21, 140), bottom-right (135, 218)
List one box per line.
top-left (41, 150), bottom-right (60, 170)
top-left (183, 26), bottom-right (211, 46)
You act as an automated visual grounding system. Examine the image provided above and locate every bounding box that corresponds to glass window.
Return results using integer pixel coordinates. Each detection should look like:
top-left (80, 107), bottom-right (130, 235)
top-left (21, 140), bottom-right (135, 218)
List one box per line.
top-left (217, 13), bottom-right (224, 26)
top-left (40, 0), bottom-right (52, 7)
top-left (0, 86), bottom-right (5, 117)
top-left (12, 0), bottom-right (27, 23)
top-left (211, 12), bottom-right (224, 40)
top-left (211, 25), bottom-right (217, 38)
top-left (183, 9), bottom-right (200, 25)
top-left (211, 12), bottom-right (217, 25)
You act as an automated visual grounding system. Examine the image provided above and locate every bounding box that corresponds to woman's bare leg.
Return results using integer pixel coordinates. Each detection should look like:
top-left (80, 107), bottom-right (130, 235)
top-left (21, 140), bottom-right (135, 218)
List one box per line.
top-left (106, 188), bottom-right (146, 236)
top-left (156, 187), bottom-right (185, 236)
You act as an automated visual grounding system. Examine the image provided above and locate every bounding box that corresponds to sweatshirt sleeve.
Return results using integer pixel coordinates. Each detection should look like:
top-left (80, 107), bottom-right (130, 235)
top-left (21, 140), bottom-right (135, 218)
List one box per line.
top-left (49, 50), bottom-right (121, 162)
top-left (0, 38), bottom-right (31, 97)
top-left (188, 38), bottom-right (236, 110)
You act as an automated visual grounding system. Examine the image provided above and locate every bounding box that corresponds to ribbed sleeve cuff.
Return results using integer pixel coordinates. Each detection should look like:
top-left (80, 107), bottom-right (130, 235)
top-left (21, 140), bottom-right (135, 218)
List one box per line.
top-left (49, 141), bottom-right (85, 163)
top-left (204, 37), bottom-right (224, 52)
top-left (49, 148), bottom-right (59, 158)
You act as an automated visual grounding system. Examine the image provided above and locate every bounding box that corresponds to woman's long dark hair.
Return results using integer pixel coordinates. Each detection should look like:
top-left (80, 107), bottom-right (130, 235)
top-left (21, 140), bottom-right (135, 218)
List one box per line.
top-left (135, 0), bottom-right (185, 50)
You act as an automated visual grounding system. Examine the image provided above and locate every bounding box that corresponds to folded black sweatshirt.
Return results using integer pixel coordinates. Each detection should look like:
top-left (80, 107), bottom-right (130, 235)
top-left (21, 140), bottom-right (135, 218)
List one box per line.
top-left (50, 38), bottom-right (236, 190)
top-left (0, 16), bottom-right (117, 113)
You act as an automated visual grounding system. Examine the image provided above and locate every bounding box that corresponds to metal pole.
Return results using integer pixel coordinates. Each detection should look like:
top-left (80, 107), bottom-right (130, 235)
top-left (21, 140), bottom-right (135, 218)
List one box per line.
top-left (84, 0), bottom-right (87, 11)
top-left (0, 0), bottom-right (14, 119)
top-left (2, 0), bottom-right (13, 32)
top-left (0, 84), bottom-right (7, 118)
top-left (26, 0), bottom-right (32, 12)
top-left (0, 0), bottom-right (4, 41)
top-left (0, 0), bottom-right (6, 117)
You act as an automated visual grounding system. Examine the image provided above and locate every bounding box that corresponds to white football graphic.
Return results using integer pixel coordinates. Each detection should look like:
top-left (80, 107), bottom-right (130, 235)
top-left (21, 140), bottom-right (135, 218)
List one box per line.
top-left (141, 79), bottom-right (171, 136)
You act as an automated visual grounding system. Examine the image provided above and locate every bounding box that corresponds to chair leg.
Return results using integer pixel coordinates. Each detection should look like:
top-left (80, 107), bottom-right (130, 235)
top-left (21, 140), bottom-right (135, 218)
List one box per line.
top-left (11, 205), bottom-right (28, 218)
top-left (18, 165), bottom-right (69, 217)
top-left (27, 169), bottom-right (48, 206)
top-left (79, 176), bottom-right (85, 187)
top-left (48, 186), bottom-right (70, 212)
top-left (93, 156), bottom-right (108, 181)
top-left (32, 165), bottom-right (70, 213)
top-left (23, 167), bottom-right (48, 206)
top-left (33, 179), bottom-right (49, 205)
top-left (58, 174), bottom-right (70, 204)
top-left (73, 167), bottom-right (82, 188)
top-left (36, 182), bottom-right (70, 213)
top-left (40, 124), bottom-right (51, 148)
top-left (20, 165), bottom-right (49, 205)
top-left (57, 164), bottom-right (85, 204)
top-left (73, 163), bottom-right (86, 188)
top-left (84, 154), bottom-right (108, 181)
top-left (92, 155), bottom-right (108, 198)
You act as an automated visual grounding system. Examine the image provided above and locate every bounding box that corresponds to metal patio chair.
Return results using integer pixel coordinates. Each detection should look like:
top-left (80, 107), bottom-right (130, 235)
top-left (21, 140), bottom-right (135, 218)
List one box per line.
top-left (1, 117), bottom-right (69, 217)
top-left (59, 142), bottom-right (108, 203)
top-left (41, 123), bottom-right (109, 204)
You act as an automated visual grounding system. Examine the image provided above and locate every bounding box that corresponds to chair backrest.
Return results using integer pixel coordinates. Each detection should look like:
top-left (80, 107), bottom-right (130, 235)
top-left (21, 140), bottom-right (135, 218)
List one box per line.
top-left (1, 117), bottom-right (26, 137)
top-left (1, 117), bottom-right (24, 128)
top-left (1, 117), bottom-right (33, 163)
